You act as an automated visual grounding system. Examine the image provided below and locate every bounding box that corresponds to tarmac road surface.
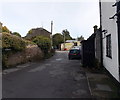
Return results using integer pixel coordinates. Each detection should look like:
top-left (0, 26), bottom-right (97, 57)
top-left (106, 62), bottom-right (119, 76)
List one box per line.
top-left (3, 51), bottom-right (92, 98)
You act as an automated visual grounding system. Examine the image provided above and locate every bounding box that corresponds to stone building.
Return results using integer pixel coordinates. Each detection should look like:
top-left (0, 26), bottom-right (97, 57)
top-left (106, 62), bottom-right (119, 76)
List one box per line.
top-left (25, 27), bottom-right (51, 40)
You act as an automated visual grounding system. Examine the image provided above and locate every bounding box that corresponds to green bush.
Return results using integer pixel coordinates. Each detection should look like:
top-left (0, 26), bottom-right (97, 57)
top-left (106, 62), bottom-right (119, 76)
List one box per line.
top-left (2, 32), bottom-right (26, 68)
top-left (2, 26), bottom-right (10, 33)
top-left (33, 36), bottom-right (51, 54)
top-left (12, 32), bottom-right (21, 37)
top-left (24, 39), bottom-right (35, 46)
top-left (2, 32), bottom-right (26, 51)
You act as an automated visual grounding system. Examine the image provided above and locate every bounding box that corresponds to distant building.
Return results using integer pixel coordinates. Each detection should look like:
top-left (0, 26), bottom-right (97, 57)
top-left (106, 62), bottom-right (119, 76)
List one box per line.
top-left (25, 27), bottom-right (51, 40)
top-left (61, 40), bottom-right (81, 50)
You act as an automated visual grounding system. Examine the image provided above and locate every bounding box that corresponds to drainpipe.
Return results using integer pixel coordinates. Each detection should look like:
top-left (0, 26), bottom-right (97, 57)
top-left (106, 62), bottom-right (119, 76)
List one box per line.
top-left (116, 1), bottom-right (120, 81)
top-left (99, 0), bottom-right (103, 67)
top-left (51, 21), bottom-right (53, 49)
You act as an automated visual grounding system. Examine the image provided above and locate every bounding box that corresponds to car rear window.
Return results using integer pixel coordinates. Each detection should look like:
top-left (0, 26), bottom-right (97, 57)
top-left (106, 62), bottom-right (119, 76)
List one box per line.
top-left (70, 49), bottom-right (80, 54)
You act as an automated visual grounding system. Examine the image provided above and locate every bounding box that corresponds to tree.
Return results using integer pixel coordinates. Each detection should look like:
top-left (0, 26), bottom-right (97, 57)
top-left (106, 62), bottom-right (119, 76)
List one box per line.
top-left (2, 26), bottom-right (10, 33)
top-left (52, 33), bottom-right (64, 49)
top-left (62, 29), bottom-right (72, 41)
top-left (28, 29), bottom-right (32, 34)
top-left (12, 32), bottom-right (21, 37)
top-left (77, 35), bottom-right (84, 41)
top-left (33, 36), bottom-right (51, 54)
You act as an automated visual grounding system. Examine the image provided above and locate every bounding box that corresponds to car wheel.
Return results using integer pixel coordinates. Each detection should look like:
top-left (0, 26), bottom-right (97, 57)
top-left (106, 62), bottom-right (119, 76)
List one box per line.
top-left (69, 57), bottom-right (71, 60)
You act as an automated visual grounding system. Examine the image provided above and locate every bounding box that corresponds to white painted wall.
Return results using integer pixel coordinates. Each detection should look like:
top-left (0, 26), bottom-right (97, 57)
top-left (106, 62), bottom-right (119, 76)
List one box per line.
top-left (101, 0), bottom-right (119, 82)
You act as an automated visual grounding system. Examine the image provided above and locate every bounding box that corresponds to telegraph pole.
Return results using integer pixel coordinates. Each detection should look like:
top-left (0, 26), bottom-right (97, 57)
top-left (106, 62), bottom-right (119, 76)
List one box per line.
top-left (62, 30), bottom-right (66, 50)
top-left (51, 21), bottom-right (53, 49)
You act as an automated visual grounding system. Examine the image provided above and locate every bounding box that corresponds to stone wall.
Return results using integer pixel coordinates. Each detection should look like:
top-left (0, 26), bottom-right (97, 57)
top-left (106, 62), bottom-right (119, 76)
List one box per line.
top-left (6, 45), bottom-right (44, 67)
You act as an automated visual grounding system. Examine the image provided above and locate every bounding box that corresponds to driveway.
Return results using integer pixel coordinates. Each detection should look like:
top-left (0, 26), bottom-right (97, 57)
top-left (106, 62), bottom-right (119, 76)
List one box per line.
top-left (3, 51), bottom-right (92, 98)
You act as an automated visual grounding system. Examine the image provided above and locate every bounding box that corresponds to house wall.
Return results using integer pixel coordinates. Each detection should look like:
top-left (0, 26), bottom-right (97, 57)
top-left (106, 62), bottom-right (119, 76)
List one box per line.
top-left (101, 1), bottom-right (119, 82)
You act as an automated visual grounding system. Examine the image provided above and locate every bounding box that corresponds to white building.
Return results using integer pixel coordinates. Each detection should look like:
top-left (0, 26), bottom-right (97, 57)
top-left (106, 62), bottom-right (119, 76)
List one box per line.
top-left (100, 0), bottom-right (120, 82)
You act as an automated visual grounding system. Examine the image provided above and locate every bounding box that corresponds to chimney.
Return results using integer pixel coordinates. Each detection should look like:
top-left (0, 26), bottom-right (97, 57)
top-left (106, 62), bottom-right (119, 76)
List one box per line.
top-left (93, 25), bottom-right (98, 33)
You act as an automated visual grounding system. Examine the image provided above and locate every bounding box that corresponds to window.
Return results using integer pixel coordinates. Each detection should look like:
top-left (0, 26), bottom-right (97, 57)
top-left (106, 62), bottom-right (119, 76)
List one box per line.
top-left (106, 34), bottom-right (112, 58)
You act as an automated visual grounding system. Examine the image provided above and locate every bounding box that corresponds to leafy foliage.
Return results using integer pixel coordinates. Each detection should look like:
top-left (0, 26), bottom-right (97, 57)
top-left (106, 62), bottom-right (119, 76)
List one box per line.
top-left (12, 32), bottom-right (21, 37)
top-left (52, 33), bottom-right (64, 49)
top-left (28, 29), bottom-right (33, 34)
top-left (24, 39), bottom-right (35, 46)
top-left (2, 32), bottom-right (26, 51)
top-left (77, 35), bottom-right (84, 41)
top-left (33, 36), bottom-right (51, 54)
top-left (2, 32), bottom-right (26, 68)
top-left (2, 26), bottom-right (10, 33)
top-left (62, 29), bottom-right (72, 40)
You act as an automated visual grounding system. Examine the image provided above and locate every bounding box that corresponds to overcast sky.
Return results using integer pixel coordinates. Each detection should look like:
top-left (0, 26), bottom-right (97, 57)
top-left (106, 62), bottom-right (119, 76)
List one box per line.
top-left (1, 0), bottom-right (100, 39)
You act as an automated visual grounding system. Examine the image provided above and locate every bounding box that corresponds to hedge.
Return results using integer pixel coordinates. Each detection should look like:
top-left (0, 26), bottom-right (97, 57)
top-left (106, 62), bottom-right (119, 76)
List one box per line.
top-left (2, 32), bottom-right (26, 51)
top-left (32, 36), bottom-right (51, 54)
top-left (24, 39), bottom-right (35, 46)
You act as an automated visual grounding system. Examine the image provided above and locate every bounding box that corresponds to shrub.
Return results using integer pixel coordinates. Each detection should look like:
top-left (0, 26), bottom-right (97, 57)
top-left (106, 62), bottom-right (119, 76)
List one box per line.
top-left (24, 39), bottom-right (35, 46)
top-left (12, 32), bottom-right (21, 37)
top-left (2, 32), bottom-right (26, 68)
top-left (2, 32), bottom-right (26, 51)
top-left (33, 36), bottom-right (51, 54)
top-left (2, 26), bottom-right (10, 33)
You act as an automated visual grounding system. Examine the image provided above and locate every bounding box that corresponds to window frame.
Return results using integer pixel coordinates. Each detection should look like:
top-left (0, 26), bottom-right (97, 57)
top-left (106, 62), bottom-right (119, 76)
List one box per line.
top-left (106, 34), bottom-right (112, 58)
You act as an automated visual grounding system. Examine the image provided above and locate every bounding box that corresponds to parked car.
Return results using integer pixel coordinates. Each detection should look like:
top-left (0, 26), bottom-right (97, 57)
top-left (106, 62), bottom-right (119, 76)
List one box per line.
top-left (68, 48), bottom-right (81, 60)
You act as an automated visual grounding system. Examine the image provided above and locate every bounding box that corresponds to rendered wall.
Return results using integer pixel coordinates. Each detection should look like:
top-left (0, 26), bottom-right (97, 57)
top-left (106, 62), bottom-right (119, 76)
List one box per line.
top-left (101, 0), bottom-right (119, 82)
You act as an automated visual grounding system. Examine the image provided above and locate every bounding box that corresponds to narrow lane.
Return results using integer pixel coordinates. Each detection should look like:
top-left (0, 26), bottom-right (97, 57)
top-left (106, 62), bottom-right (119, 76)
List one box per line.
top-left (3, 51), bottom-right (91, 98)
